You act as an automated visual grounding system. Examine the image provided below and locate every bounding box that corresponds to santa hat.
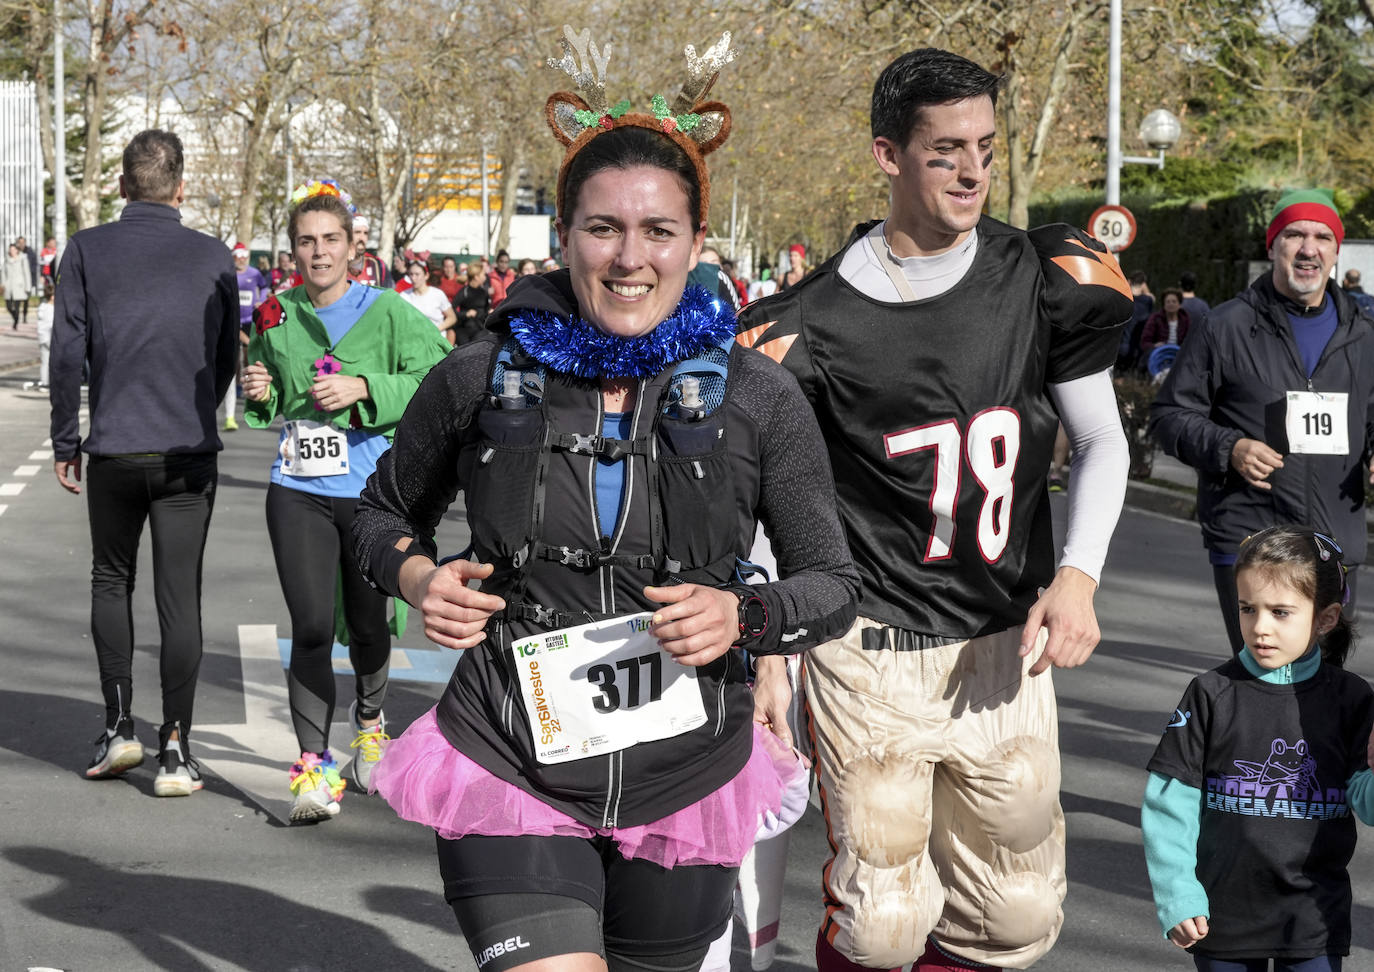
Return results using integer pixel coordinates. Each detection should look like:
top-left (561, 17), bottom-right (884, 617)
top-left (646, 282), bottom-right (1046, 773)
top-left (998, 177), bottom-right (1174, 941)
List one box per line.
top-left (1267, 189), bottom-right (1344, 250)
top-left (231, 242), bottom-right (249, 256)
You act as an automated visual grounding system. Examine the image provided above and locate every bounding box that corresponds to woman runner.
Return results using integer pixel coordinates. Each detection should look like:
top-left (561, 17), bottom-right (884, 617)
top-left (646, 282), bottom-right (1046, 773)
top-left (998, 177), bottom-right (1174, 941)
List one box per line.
top-left (353, 29), bottom-right (857, 971)
top-left (242, 179), bottom-right (451, 823)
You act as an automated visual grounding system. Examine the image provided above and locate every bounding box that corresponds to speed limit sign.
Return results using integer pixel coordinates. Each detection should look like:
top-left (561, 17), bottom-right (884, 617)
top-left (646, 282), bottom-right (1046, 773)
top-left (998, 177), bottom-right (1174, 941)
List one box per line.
top-left (1089, 204), bottom-right (1137, 252)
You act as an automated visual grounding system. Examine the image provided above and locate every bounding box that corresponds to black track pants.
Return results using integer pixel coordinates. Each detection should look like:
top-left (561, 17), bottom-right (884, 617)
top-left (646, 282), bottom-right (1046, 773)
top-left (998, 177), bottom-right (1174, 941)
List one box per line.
top-left (87, 453), bottom-right (217, 738)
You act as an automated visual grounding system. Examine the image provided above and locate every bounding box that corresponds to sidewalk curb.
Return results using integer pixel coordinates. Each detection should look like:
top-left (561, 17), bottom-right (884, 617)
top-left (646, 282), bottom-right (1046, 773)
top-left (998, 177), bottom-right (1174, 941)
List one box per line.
top-left (1125, 477), bottom-right (1374, 534)
top-left (1124, 479), bottom-right (1196, 521)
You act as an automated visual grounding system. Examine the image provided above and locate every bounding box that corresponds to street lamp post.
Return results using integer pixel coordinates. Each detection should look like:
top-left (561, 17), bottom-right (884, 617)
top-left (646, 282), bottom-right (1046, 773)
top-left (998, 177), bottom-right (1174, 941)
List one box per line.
top-left (53, 0), bottom-right (66, 258)
top-left (1106, 0), bottom-right (1182, 205)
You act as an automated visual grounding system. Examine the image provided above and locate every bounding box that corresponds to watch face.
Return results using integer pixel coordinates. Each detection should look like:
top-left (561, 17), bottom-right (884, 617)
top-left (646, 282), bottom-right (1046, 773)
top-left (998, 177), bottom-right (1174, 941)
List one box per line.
top-left (742, 596), bottom-right (767, 634)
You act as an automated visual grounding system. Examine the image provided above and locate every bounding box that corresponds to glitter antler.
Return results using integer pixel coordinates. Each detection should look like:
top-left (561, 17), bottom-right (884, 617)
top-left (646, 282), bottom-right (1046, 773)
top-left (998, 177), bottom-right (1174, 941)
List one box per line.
top-left (671, 32), bottom-right (736, 116)
top-left (546, 25), bottom-right (612, 116)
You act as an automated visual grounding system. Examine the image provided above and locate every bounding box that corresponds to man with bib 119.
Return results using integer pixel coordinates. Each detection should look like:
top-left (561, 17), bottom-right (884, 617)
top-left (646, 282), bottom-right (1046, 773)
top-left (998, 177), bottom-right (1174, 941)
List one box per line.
top-left (1152, 189), bottom-right (1374, 655)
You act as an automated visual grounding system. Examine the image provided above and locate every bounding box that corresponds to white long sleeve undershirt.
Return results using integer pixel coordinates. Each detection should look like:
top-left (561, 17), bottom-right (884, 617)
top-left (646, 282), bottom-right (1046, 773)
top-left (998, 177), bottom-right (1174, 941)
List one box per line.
top-left (835, 222), bottom-right (1129, 582)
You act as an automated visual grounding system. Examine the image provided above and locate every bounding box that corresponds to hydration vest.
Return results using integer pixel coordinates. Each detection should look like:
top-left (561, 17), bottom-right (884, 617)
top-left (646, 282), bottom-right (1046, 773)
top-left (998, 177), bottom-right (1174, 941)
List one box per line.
top-left (458, 332), bottom-right (743, 638)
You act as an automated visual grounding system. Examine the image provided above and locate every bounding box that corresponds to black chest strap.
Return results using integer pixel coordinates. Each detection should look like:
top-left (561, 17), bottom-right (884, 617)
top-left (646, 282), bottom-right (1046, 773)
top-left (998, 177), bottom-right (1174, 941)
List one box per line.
top-left (552, 432), bottom-right (652, 461)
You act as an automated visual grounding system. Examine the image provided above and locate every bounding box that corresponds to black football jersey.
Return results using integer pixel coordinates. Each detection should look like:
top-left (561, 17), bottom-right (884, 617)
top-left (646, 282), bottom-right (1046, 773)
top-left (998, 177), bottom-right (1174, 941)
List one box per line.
top-left (737, 216), bottom-right (1130, 638)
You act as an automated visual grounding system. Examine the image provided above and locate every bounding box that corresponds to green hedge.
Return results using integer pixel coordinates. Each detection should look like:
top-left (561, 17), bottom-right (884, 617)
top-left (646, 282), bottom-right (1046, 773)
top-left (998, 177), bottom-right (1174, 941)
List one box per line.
top-left (1028, 189), bottom-right (1278, 305)
top-left (1030, 185), bottom-right (1374, 305)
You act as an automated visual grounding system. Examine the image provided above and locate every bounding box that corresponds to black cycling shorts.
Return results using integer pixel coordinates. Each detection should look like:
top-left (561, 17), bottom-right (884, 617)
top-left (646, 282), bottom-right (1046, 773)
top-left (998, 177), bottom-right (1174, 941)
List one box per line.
top-left (436, 832), bottom-right (738, 971)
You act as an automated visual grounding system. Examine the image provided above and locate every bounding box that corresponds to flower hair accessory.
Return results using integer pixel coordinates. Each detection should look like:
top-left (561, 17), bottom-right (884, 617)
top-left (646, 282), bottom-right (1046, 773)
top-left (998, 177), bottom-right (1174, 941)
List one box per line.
top-left (544, 25), bottom-right (736, 222)
top-left (289, 178), bottom-right (357, 215)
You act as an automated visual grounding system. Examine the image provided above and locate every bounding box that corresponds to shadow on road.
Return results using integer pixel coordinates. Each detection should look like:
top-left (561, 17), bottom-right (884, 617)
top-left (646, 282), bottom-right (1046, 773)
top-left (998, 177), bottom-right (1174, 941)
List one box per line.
top-left (5, 845), bottom-right (450, 971)
top-left (0, 687), bottom-right (282, 824)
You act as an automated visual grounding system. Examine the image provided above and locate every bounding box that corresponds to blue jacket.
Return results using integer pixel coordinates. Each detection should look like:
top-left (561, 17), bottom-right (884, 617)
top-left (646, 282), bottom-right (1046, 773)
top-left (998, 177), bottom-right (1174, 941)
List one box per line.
top-left (49, 201), bottom-right (239, 460)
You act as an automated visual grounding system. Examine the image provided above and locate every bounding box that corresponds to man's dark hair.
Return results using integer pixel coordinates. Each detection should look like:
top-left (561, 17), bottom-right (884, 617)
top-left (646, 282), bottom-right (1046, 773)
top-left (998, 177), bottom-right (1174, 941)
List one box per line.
top-left (122, 129), bottom-right (184, 203)
top-left (1179, 270), bottom-right (1198, 292)
top-left (871, 49), bottom-right (1001, 146)
top-left (1129, 270), bottom-right (1148, 286)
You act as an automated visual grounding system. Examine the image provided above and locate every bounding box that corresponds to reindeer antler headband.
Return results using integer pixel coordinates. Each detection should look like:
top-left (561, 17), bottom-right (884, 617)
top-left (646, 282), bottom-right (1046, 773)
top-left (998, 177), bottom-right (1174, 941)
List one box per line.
top-left (545, 25), bottom-right (736, 223)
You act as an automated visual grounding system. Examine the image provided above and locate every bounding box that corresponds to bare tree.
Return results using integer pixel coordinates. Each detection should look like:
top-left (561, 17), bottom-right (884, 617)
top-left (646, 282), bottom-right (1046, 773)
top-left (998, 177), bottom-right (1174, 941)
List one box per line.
top-left (327, 0), bottom-right (486, 265)
top-left (23, 0), bottom-right (167, 229)
top-left (177, 0), bottom-right (325, 244)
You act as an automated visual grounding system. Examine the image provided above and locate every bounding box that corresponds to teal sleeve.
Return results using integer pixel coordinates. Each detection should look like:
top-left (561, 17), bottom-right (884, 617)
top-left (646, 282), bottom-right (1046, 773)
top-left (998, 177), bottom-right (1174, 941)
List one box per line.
top-left (1142, 771), bottom-right (1210, 938)
top-left (1348, 768), bottom-right (1374, 825)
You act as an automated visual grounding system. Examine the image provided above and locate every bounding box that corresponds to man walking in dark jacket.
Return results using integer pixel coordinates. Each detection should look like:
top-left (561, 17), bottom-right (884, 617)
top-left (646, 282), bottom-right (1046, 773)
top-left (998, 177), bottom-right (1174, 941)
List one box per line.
top-left (1151, 189), bottom-right (1374, 653)
top-left (49, 129), bottom-right (239, 796)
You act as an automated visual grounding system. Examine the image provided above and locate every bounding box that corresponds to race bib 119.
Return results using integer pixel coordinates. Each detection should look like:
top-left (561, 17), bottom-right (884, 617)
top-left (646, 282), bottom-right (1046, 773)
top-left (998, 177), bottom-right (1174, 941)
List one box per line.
top-left (1285, 391), bottom-right (1349, 455)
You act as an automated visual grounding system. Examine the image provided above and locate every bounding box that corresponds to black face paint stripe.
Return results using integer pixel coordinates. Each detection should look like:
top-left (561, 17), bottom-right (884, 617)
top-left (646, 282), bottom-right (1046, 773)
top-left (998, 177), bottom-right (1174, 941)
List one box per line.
top-left (926, 159), bottom-right (956, 170)
top-left (982, 151), bottom-right (993, 170)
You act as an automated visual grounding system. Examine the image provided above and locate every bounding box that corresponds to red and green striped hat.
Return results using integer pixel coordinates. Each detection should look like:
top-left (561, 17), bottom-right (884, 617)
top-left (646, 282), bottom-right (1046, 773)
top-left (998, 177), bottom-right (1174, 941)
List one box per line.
top-left (1267, 188), bottom-right (1344, 250)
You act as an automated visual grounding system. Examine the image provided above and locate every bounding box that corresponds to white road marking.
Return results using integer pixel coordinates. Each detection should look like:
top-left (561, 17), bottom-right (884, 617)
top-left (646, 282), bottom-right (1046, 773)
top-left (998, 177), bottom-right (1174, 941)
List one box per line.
top-left (0, 483), bottom-right (24, 496)
top-left (0, 505), bottom-right (7, 517)
top-left (28, 451), bottom-right (52, 461)
top-left (195, 625), bottom-right (456, 824)
top-left (14, 465), bottom-right (40, 476)
top-left (194, 624), bottom-right (301, 825)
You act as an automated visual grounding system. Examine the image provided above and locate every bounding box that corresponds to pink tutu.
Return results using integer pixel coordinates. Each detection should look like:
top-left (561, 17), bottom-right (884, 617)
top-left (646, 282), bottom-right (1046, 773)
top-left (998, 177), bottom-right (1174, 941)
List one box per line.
top-left (371, 707), bottom-right (806, 868)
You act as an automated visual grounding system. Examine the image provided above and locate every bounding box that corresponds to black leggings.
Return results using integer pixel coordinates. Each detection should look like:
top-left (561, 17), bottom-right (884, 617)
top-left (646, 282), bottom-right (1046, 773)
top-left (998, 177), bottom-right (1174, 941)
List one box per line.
top-left (265, 484), bottom-right (391, 755)
top-left (87, 454), bottom-right (216, 739)
top-left (1214, 562), bottom-right (1360, 654)
top-left (7, 298), bottom-right (25, 325)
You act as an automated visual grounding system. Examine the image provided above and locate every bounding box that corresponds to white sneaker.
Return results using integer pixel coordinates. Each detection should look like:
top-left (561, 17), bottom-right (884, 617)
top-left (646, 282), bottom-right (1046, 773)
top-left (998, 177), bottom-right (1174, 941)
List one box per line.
top-left (153, 742), bottom-right (203, 798)
top-left (347, 701), bottom-right (389, 792)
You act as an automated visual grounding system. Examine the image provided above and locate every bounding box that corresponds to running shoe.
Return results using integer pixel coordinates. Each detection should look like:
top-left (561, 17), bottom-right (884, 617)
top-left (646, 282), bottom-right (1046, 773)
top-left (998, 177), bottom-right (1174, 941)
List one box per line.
top-left (289, 751), bottom-right (345, 823)
top-left (347, 701), bottom-right (389, 792)
top-left (223, 415), bottom-right (238, 432)
top-left (86, 717), bottom-right (145, 779)
top-left (153, 739), bottom-right (204, 797)
top-left (1047, 471), bottom-right (1066, 493)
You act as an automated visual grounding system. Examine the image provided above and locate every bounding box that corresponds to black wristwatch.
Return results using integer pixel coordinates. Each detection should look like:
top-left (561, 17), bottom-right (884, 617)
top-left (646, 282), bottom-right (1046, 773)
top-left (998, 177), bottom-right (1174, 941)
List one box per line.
top-left (736, 592), bottom-right (769, 649)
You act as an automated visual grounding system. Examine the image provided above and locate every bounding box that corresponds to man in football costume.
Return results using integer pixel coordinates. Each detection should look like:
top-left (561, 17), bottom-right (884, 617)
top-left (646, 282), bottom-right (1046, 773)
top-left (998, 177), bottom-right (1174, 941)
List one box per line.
top-left (738, 49), bottom-right (1133, 971)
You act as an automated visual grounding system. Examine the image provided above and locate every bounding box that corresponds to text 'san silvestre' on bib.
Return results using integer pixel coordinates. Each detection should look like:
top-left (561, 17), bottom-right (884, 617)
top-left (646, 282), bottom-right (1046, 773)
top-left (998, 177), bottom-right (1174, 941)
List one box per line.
top-left (514, 613), bottom-right (708, 765)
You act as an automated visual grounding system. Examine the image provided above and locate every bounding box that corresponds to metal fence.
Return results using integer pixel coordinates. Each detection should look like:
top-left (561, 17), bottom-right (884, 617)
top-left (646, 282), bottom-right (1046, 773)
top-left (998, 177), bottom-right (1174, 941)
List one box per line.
top-left (0, 80), bottom-right (43, 245)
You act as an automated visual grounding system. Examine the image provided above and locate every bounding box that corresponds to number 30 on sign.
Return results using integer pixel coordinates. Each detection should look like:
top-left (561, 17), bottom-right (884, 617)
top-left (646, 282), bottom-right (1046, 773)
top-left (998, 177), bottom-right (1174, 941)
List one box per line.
top-left (1088, 204), bottom-right (1137, 252)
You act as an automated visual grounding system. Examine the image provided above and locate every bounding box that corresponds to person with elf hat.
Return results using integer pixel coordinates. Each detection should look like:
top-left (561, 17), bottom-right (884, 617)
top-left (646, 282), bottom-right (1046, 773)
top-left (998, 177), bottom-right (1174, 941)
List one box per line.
top-left (241, 178), bottom-right (451, 823)
top-left (351, 25), bottom-right (856, 970)
top-left (1153, 188), bottom-right (1374, 654)
top-left (347, 213), bottom-right (388, 287)
top-left (778, 243), bottom-right (807, 291)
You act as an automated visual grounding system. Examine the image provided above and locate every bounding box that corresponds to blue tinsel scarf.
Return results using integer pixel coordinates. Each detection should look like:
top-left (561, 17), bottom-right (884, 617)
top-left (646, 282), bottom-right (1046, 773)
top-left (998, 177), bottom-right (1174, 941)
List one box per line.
top-left (505, 285), bottom-right (735, 379)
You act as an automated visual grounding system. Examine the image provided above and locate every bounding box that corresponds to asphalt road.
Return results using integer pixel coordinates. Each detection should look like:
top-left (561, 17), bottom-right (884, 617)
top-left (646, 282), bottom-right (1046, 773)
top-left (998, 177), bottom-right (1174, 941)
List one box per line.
top-left (2, 361), bottom-right (1372, 972)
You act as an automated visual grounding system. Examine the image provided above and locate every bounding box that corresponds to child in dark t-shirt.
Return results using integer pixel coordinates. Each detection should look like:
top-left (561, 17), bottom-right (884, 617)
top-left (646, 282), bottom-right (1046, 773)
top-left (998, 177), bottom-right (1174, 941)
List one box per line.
top-left (1143, 526), bottom-right (1374, 971)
